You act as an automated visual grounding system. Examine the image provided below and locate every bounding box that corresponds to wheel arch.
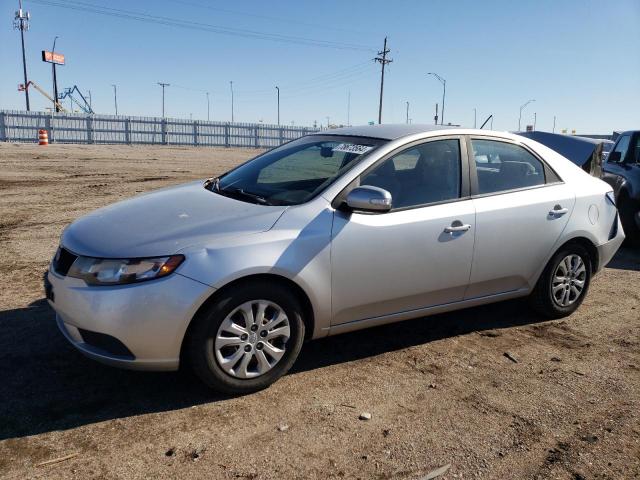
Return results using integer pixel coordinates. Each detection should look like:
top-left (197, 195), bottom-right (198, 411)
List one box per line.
top-left (554, 236), bottom-right (599, 274)
top-left (179, 273), bottom-right (316, 367)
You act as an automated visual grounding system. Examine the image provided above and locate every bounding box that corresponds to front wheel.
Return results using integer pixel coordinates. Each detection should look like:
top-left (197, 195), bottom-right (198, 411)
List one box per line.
top-left (529, 244), bottom-right (592, 318)
top-left (185, 281), bottom-right (305, 394)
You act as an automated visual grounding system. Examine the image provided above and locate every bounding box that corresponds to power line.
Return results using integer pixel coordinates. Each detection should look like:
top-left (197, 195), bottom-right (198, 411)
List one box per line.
top-left (28, 0), bottom-right (375, 51)
top-left (374, 37), bottom-right (392, 124)
top-left (166, 0), bottom-right (378, 37)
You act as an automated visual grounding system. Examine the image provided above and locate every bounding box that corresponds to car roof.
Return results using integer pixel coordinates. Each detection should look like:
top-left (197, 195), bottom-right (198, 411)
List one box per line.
top-left (312, 124), bottom-right (457, 140)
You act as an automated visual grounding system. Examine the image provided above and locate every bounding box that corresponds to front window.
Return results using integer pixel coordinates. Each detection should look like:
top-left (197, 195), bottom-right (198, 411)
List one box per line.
top-left (214, 135), bottom-right (386, 205)
top-left (610, 135), bottom-right (630, 163)
top-left (360, 139), bottom-right (462, 209)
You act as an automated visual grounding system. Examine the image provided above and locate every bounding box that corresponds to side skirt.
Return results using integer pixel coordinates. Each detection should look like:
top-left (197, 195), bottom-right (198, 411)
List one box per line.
top-left (326, 288), bottom-right (530, 337)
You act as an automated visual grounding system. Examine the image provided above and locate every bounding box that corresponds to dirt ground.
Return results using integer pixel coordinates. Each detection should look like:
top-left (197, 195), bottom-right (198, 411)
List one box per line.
top-left (0, 142), bottom-right (638, 480)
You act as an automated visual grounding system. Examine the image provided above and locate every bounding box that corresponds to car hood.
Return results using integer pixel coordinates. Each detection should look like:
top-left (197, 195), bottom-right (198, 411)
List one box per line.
top-left (61, 180), bottom-right (287, 258)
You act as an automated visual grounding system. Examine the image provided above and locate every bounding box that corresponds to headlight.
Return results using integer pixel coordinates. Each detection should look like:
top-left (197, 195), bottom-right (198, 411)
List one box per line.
top-left (67, 255), bottom-right (184, 286)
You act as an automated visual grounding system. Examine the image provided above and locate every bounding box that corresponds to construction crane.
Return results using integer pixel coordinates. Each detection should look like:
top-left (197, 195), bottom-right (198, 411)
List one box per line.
top-left (18, 81), bottom-right (67, 112)
top-left (57, 85), bottom-right (94, 114)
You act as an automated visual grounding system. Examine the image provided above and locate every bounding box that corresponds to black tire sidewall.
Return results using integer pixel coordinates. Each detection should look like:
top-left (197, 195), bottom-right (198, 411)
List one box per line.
top-left (187, 282), bottom-right (305, 394)
top-left (543, 245), bottom-right (592, 316)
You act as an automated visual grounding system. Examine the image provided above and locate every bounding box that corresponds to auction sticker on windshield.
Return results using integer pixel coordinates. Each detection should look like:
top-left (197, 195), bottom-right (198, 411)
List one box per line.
top-left (332, 143), bottom-right (374, 155)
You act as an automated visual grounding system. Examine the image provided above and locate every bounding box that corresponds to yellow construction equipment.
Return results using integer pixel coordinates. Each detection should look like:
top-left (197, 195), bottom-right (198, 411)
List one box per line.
top-left (18, 81), bottom-right (67, 113)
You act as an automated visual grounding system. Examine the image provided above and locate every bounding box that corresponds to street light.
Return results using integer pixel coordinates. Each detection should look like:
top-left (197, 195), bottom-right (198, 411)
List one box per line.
top-left (157, 82), bottom-right (170, 118)
top-left (230, 81), bottom-right (234, 123)
top-left (518, 99), bottom-right (535, 131)
top-left (51, 35), bottom-right (59, 112)
top-left (473, 107), bottom-right (477, 128)
top-left (206, 92), bottom-right (210, 121)
top-left (275, 86), bottom-right (280, 126)
top-left (427, 72), bottom-right (446, 125)
top-left (111, 84), bottom-right (118, 115)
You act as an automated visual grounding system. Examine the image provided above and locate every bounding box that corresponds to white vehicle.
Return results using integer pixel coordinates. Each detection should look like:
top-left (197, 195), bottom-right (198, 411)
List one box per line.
top-left (46, 125), bottom-right (625, 393)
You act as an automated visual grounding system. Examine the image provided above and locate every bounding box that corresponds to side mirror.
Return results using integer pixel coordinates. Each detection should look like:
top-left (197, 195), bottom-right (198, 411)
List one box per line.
top-left (345, 186), bottom-right (392, 212)
top-left (608, 151), bottom-right (621, 163)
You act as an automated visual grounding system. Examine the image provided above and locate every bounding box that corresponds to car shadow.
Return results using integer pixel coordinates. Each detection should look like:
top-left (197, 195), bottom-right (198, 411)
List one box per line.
top-left (0, 294), bottom-right (546, 441)
top-left (2, 249), bottom-right (635, 441)
top-left (605, 246), bottom-right (640, 272)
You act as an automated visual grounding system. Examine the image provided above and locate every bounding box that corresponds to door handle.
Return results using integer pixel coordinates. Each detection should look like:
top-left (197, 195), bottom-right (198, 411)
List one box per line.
top-left (444, 223), bottom-right (471, 233)
top-left (549, 206), bottom-right (569, 217)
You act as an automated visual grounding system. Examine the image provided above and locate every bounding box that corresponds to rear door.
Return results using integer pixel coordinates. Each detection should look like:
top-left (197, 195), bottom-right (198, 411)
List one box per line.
top-left (466, 137), bottom-right (575, 299)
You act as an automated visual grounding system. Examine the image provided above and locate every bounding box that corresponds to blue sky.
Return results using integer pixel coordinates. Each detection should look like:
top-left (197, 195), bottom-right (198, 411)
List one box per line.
top-left (1, 0), bottom-right (638, 133)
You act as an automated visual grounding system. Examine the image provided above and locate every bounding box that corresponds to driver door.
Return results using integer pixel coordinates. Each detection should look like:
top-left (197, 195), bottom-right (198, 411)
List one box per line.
top-left (330, 137), bottom-right (475, 325)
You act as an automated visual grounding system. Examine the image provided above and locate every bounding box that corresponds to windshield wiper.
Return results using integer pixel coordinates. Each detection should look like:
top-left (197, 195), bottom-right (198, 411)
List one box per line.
top-left (219, 186), bottom-right (272, 205)
top-left (203, 177), bottom-right (220, 192)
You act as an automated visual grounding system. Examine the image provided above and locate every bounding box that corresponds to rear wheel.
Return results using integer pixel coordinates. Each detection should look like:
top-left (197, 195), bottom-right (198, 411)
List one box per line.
top-left (186, 281), bottom-right (305, 394)
top-left (529, 244), bottom-right (592, 318)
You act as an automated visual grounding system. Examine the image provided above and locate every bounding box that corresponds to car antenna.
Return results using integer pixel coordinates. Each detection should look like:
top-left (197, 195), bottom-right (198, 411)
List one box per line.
top-left (479, 115), bottom-right (493, 129)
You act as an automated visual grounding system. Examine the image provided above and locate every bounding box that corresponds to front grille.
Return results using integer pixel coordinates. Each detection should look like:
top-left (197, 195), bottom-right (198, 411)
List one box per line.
top-left (52, 247), bottom-right (77, 276)
top-left (78, 328), bottom-right (135, 359)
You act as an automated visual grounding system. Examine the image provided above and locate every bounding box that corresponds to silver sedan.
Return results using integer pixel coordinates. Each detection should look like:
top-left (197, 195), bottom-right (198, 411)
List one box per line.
top-left (46, 125), bottom-right (625, 393)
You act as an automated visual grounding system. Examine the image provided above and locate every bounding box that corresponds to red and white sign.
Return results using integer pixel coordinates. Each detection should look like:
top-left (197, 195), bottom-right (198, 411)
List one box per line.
top-left (42, 50), bottom-right (65, 65)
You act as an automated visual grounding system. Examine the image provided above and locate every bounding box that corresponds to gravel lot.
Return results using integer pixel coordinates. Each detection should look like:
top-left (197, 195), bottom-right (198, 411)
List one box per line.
top-left (1, 143), bottom-right (638, 480)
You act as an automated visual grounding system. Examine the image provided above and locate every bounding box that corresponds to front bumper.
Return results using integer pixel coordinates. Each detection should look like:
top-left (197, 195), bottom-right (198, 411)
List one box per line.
top-left (46, 268), bottom-right (215, 371)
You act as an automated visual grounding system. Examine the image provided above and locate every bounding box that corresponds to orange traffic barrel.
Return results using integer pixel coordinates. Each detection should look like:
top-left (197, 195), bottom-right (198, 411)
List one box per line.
top-left (38, 129), bottom-right (49, 145)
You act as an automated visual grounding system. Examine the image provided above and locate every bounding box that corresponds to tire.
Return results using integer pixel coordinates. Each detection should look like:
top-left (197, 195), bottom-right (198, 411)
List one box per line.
top-left (529, 244), bottom-right (592, 319)
top-left (618, 195), bottom-right (640, 247)
top-left (185, 281), bottom-right (305, 394)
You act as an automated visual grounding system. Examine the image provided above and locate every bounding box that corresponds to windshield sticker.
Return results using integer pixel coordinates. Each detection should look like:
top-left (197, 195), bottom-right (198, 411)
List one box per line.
top-left (332, 143), bottom-right (374, 155)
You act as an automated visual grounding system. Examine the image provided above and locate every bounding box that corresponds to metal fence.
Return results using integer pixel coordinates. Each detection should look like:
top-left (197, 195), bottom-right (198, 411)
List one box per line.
top-left (0, 110), bottom-right (319, 148)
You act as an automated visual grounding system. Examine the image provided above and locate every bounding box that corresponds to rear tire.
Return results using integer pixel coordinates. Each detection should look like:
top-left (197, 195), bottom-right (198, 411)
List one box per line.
top-left (186, 281), bottom-right (305, 395)
top-left (529, 244), bottom-right (592, 319)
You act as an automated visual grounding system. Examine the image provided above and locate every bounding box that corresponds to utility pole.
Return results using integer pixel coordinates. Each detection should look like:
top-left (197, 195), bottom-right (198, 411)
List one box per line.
top-left (427, 72), bottom-right (446, 125)
top-left (474, 108), bottom-right (477, 128)
top-left (158, 82), bottom-right (170, 118)
top-left (326, 116), bottom-right (330, 129)
top-left (518, 99), bottom-right (535, 131)
top-left (406, 101), bottom-right (409, 124)
top-left (275, 86), bottom-right (280, 125)
top-left (553, 115), bottom-right (556, 133)
top-left (14, 0), bottom-right (31, 111)
top-left (111, 84), bottom-right (118, 115)
top-left (87, 90), bottom-right (92, 109)
top-left (347, 90), bottom-right (351, 126)
top-left (374, 36), bottom-right (392, 124)
top-left (434, 103), bottom-right (439, 125)
top-left (51, 36), bottom-right (60, 112)
top-left (230, 81), bottom-right (234, 123)
top-left (206, 92), bottom-right (210, 121)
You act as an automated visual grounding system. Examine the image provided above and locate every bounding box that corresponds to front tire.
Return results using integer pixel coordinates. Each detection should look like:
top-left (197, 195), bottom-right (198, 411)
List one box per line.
top-left (529, 244), bottom-right (592, 319)
top-left (186, 281), bottom-right (305, 394)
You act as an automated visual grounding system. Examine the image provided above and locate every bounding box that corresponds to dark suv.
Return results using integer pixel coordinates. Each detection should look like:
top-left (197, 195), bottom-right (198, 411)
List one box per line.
top-left (603, 131), bottom-right (640, 244)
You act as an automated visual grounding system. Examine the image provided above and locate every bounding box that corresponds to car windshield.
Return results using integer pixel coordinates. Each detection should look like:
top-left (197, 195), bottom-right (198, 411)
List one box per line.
top-left (213, 135), bottom-right (386, 205)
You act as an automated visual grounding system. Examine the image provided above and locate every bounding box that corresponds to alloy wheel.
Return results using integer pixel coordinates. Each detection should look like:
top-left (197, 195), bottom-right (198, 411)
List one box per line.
top-left (551, 254), bottom-right (586, 307)
top-left (209, 300), bottom-right (291, 379)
